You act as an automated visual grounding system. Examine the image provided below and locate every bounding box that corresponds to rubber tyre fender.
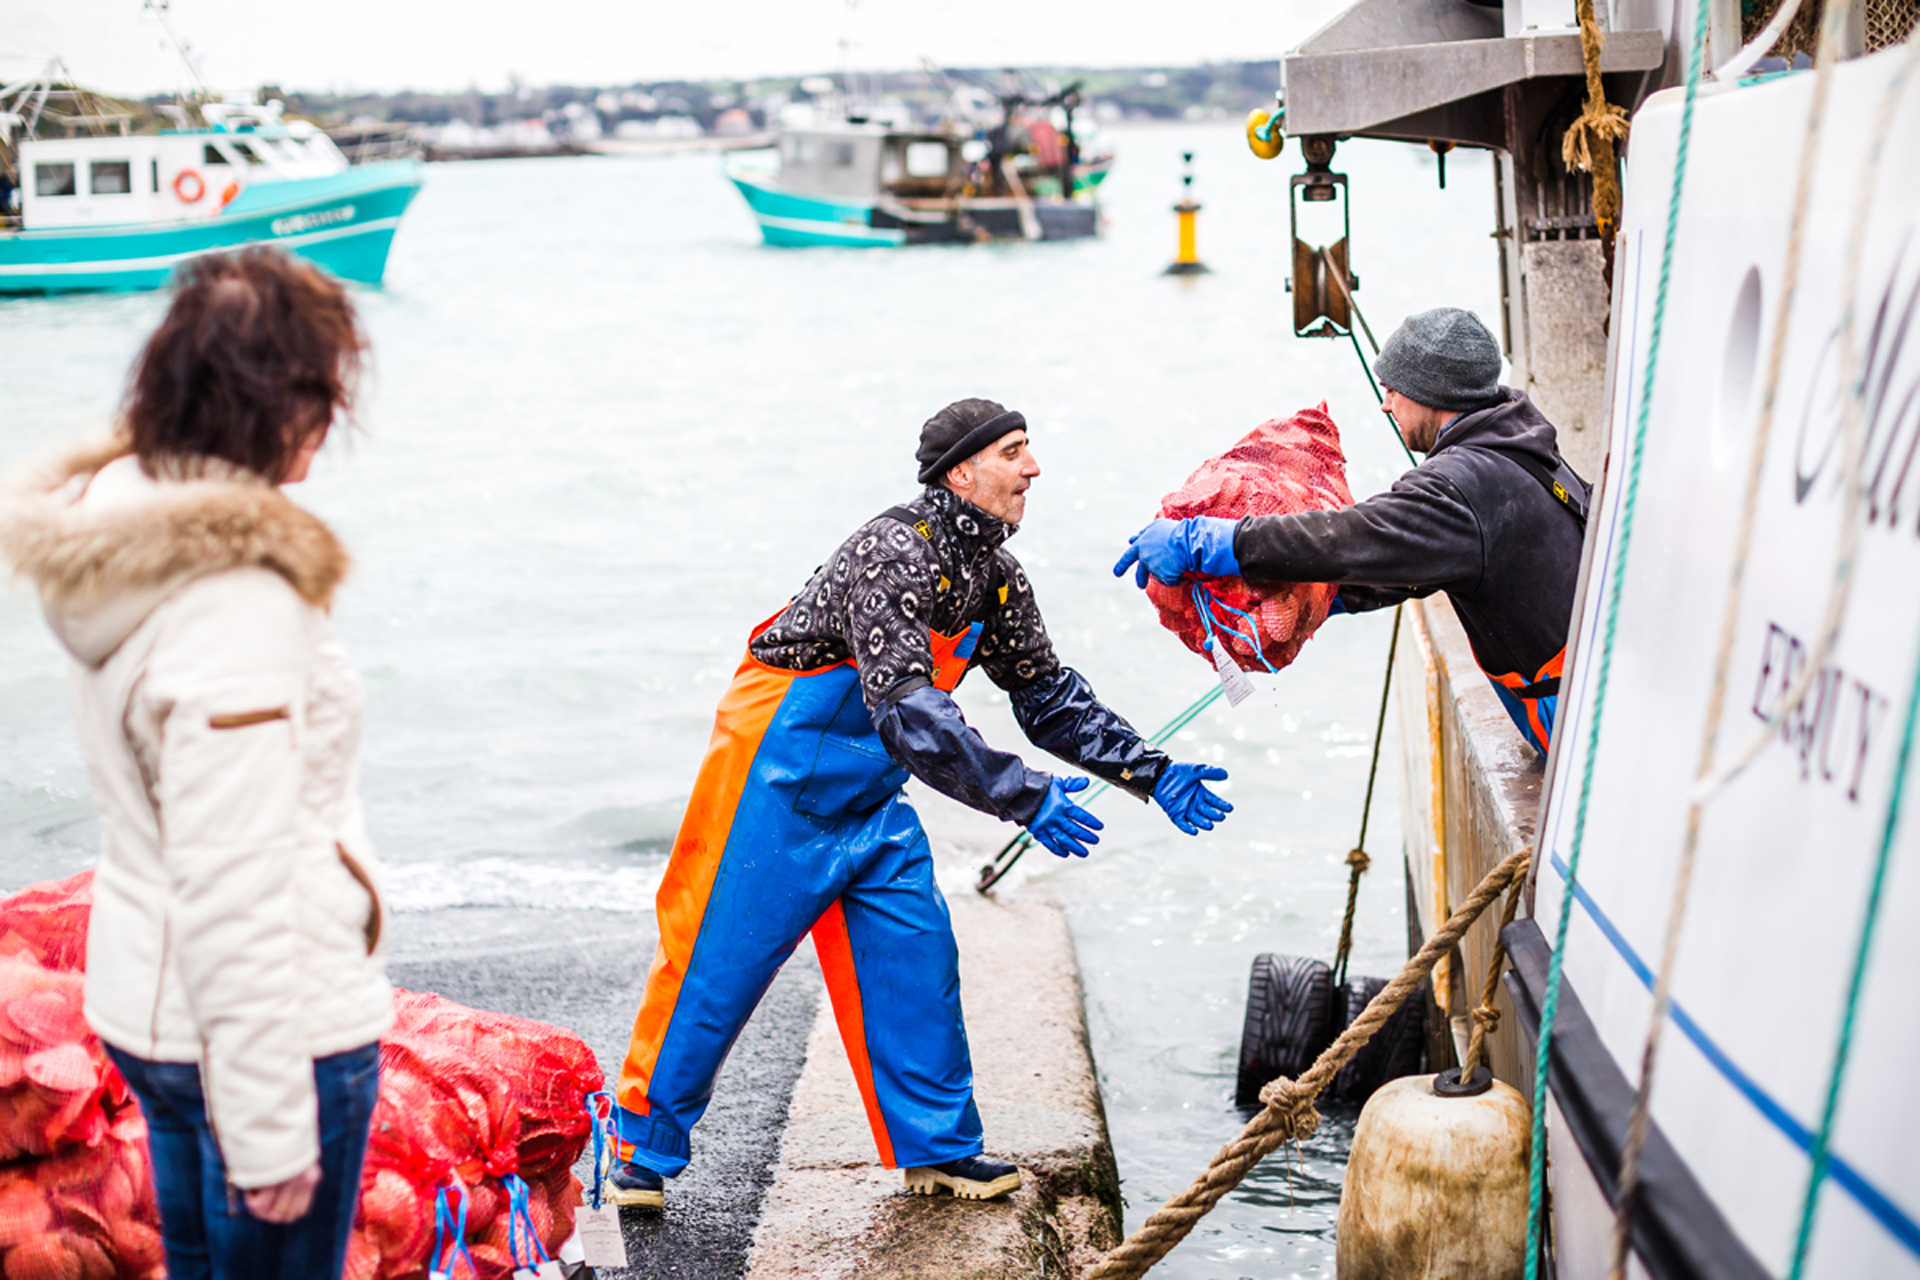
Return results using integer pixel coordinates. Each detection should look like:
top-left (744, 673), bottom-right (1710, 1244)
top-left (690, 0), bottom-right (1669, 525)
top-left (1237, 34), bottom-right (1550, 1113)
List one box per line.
top-left (1328, 974), bottom-right (1427, 1105)
top-left (1234, 953), bottom-right (1335, 1107)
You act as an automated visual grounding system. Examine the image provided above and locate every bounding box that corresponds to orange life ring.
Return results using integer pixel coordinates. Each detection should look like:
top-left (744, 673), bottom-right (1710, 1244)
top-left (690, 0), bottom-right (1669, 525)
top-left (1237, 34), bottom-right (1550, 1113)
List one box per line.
top-left (172, 169), bottom-right (205, 203)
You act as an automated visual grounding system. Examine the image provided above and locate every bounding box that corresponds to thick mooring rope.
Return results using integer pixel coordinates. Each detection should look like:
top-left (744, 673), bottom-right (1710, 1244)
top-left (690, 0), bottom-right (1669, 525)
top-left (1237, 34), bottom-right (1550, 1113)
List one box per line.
top-left (1464, 869), bottom-right (1529, 1072)
top-left (1087, 846), bottom-right (1532, 1280)
top-left (1562, 0), bottom-right (1632, 268)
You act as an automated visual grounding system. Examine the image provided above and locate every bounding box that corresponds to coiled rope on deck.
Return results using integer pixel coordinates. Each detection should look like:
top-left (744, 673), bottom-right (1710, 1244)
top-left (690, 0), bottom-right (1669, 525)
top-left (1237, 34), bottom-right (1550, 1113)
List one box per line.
top-left (1087, 846), bottom-right (1532, 1280)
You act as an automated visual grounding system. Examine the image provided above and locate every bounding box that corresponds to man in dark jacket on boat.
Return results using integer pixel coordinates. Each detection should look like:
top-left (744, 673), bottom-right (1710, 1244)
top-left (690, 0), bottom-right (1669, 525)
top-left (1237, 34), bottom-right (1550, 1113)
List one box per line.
top-left (1115, 308), bottom-right (1588, 755)
top-left (607, 399), bottom-right (1233, 1210)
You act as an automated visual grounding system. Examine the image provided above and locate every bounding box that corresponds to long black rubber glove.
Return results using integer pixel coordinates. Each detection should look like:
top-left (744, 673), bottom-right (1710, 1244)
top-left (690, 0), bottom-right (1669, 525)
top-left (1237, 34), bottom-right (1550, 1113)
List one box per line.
top-left (1010, 667), bottom-right (1170, 801)
top-left (875, 683), bottom-right (1054, 823)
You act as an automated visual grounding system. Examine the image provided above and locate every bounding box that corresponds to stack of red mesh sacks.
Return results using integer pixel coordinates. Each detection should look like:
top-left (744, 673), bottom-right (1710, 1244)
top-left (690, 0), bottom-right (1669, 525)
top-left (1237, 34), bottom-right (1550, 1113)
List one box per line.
top-left (1144, 405), bottom-right (1354, 671)
top-left (349, 992), bottom-right (600, 1280)
top-left (0, 871), bottom-right (162, 1280)
top-left (0, 872), bottom-right (604, 1280)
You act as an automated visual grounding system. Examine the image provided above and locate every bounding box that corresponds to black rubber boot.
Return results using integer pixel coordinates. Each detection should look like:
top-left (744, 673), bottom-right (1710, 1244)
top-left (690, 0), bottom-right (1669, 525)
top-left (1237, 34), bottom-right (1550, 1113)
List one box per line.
top-left (903, 1154), bottom-right (1022, 1200)
top-left (607, 1160), bottom-right (665, 1209)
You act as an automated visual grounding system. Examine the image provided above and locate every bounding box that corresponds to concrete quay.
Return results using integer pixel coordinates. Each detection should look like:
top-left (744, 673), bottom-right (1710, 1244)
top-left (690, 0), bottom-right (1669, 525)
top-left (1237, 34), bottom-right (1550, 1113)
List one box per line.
top-left (745, 892), bottom-right (1122, 1280)
top-left (385, 841), bottom-right (1121, 1278)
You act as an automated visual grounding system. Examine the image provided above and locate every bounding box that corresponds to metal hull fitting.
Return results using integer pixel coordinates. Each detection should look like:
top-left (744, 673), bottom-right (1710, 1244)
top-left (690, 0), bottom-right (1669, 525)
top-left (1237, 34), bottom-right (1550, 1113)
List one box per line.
top-left (0, 161), bottom-right (423, 293)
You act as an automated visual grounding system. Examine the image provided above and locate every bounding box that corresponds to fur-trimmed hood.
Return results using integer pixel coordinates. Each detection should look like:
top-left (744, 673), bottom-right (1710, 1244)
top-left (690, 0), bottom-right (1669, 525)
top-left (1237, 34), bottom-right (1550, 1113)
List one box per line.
top-left (0, 434), bottom-right (349, 668)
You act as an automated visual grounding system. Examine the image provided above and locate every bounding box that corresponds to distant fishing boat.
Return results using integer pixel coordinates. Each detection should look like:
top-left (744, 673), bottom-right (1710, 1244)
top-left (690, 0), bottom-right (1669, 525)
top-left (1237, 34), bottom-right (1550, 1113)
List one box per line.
top-left (0, 68), bottom-right (421, 294)
top-left (725, 81), bottom-right (1110, 248)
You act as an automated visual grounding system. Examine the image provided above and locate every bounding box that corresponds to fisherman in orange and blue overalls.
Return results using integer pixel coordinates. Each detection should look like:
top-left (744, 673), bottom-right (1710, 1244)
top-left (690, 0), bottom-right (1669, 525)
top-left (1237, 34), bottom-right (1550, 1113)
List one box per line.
top-left (1116, 308), bottom-right (1588, 757)
top-left (608, 399), bottom-right (1234, 1208)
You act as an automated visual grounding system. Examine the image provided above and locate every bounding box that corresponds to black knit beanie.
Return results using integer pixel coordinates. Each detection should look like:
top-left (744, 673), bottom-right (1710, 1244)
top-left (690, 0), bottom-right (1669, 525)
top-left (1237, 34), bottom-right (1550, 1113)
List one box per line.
top-left (916, 399), bottom-right (1027, 485)
top-left (1372, 308), bottom-right (1503, 411)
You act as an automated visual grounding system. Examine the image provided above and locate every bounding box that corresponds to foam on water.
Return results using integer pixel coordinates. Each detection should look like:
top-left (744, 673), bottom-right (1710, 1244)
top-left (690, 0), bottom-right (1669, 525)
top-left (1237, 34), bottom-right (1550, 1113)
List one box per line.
top-left (0, 123), bottom-right (1498, 1276)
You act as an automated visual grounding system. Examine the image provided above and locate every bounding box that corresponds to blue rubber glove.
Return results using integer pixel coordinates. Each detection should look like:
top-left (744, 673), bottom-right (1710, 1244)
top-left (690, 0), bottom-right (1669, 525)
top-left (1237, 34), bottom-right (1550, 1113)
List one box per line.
top-left (1112, 517), bottom-right (1242, 588)
top-left (1026, 776), bottom-right (1104, 858)
top-left (1152, 763), bottom-right (1233, 835)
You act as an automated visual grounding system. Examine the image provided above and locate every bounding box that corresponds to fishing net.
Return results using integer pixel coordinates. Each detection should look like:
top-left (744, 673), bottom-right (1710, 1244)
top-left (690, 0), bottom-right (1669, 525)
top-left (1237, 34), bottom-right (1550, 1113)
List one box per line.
top-left (1144, 405), bottom-right (1353, 673)
top-left (0, 873), bottom-right (601, 1280)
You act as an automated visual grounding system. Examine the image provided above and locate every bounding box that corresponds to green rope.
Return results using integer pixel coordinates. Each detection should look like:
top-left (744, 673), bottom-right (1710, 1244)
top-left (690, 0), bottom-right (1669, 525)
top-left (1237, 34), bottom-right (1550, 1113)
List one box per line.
top-left (1786, 630), bottom-right (1920, 1276)
top-left (975, 682), bottom-right (1227, 892)
top-left (1522, 0), bottom-right (1713, 1269)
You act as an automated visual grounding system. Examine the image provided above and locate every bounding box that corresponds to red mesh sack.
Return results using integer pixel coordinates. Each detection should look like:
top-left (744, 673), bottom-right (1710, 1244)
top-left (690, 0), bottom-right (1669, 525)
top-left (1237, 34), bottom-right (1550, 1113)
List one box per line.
top-left (0, 955), bottom-right (129, 1164)
top-left (0, 874), bottom-right (602, 1280)
top-left (0, 872), bottom-right (92, 973)
top-left (1144, 405), bottom-right (1353, 672)
top-left (351, 991), bottom-right (603, 1279)
top-left (0, 1106), bottom-right (164, 1280)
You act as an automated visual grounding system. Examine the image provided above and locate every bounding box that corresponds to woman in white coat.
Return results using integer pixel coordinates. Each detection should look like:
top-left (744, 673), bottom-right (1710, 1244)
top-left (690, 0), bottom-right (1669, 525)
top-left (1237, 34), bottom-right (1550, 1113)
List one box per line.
top-left (0, 248), bottom-right (392, 1279)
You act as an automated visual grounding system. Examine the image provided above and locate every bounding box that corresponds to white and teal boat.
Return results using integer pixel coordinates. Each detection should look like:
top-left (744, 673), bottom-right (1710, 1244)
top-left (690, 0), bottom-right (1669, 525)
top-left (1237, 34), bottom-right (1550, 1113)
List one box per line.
top-left (726, 84), bottom-right (1111, 249)
top-left (0, 92), bottom-right (421, 294)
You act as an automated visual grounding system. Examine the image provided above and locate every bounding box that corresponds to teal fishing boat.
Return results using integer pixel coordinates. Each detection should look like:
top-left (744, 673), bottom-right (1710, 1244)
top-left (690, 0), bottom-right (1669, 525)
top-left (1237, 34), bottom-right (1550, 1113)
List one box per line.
top-left (727, 81), bottom-right (1109, 249)
top-left (0, 80), bottom-right (421, 294)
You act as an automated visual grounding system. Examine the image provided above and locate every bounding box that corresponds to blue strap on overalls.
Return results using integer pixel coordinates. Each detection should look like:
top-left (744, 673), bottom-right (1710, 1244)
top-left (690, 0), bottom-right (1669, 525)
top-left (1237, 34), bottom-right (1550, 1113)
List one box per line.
top-left (431, 1183), bottom-right (478, 1279)
top-left (583, 1090), bottom-right (619, 1211)
top-left (505, 1172), bottom-right (553, 1270)
top-left (1190, 584), bottom-right (1280, 674)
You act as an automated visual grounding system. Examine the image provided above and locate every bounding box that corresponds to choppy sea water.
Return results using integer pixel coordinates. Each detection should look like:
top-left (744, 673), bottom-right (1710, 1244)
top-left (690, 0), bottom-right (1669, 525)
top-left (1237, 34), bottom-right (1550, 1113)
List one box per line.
top-left (0, 124), bottom-right (1499, 1276)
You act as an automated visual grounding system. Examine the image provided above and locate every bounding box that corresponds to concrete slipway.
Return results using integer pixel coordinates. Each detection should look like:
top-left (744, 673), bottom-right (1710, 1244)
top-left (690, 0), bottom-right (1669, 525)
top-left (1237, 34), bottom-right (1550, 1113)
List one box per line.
top-left (388, 810), bottom-right (1122, 1279)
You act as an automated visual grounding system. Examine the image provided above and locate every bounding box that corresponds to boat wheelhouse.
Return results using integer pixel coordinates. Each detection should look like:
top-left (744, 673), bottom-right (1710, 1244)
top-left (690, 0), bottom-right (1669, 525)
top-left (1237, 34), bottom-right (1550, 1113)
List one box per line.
top-left (726, 92), bottom-right (1110, 249)
top-left (1, 87), bottom-right (421, 294)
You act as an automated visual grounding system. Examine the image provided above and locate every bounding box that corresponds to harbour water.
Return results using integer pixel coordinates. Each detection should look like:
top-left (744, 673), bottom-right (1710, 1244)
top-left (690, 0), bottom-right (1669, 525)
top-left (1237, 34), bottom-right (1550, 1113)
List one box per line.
top-left (0, 122), bottom-right (1500, 1277)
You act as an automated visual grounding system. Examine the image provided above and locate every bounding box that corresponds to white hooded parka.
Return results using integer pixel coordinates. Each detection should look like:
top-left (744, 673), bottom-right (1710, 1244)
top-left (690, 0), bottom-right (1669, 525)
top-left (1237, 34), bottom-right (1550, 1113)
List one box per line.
top-left (0, 435), bottom-right (393, 1188)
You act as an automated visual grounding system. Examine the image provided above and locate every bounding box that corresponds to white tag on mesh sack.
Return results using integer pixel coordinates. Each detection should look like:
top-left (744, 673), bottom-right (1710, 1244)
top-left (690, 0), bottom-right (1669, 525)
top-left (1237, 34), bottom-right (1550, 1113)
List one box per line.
top-left (576, 1203), bottom-right (629, 1267)
top-left (536, 1263), bottom-right (564, 1280)
top-left (1210, 641), bottom-right (1254, 706)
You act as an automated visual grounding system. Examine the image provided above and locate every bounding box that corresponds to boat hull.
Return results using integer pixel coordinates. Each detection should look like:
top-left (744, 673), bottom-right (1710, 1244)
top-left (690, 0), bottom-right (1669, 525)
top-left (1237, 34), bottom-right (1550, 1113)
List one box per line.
top-left (726, 168), bottom-right (1098, 249)
top-left (0, 161), bottom-right (423, 293)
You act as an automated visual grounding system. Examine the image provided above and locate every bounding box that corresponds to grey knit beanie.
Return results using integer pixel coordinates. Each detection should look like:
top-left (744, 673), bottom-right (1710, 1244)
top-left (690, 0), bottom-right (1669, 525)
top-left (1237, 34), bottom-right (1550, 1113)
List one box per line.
top-left (1372, 308), bottom-right (1503, 410)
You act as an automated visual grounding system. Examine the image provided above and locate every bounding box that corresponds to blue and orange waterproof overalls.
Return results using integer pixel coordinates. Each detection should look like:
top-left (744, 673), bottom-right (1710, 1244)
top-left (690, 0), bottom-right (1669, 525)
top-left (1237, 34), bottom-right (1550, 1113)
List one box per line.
top-left (613, 613), bottom-right (990, 1176)
top-left (1488, 648), bottom-right (1563, 756)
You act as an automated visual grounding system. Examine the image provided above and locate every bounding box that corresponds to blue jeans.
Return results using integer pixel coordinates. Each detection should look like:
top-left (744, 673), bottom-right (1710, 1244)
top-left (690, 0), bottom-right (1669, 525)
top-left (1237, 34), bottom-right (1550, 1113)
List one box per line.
top-left (105, 1042), bottom-right (381, 1280)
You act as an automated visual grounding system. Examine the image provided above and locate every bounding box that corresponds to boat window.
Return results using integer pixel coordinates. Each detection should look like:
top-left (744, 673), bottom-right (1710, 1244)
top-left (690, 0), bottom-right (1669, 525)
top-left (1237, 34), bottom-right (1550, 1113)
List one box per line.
top-left (90, 161), bottom-right (132, 195)
top-left (202, 144), bottom-right (231, 165)
top-left (34, 162), bottom-right (76, 197)
top-left (905, 142), bottom-right (949, 178)
top-left (151, 158), bottom-right (160, 192)
top-left (826, 142), bottom-right (855, 168)
top-left (230, 141), bottom-right (261, 163)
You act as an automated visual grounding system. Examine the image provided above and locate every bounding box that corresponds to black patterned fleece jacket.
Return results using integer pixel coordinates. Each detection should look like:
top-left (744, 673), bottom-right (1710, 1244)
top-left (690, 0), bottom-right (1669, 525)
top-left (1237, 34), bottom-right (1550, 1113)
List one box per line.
top-left (752, 485), bottom-right (1169, 824)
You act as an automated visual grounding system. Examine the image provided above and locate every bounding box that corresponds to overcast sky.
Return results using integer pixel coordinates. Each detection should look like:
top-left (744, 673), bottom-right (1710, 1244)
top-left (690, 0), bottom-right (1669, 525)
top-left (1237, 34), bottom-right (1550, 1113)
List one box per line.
top-left (9, 0), bottom-right (1347, 99)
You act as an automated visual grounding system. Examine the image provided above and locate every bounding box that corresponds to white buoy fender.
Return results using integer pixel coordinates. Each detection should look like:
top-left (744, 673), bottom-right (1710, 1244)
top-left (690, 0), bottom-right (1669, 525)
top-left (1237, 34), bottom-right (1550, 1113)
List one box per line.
top-left (1335, 1071), bottom-right (1532, 1280)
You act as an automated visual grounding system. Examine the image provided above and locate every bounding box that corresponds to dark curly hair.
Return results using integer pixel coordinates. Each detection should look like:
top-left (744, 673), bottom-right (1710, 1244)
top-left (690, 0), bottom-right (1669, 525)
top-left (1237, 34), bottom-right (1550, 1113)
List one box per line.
top-left (124, 248), bottom-right (367, 482)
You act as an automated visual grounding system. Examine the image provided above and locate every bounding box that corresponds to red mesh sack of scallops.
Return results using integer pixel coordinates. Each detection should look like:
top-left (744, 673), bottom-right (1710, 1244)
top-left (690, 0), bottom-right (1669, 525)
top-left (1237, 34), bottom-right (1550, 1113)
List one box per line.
top-left (1144, 405), bottom-right (1353, 672)
top-left (0, 953), bottom-right (128, 1163)
top-left (0, 873), bottom-right (91, 974)
top-left (0, 1106), bottom-right (165, 1280)
top-left (346, 990), bottom-right (600, 1280)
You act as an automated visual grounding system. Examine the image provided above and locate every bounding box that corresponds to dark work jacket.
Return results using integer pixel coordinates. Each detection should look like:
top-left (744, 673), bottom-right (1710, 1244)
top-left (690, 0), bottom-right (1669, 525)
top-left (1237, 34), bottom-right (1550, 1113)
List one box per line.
top-left (1230, 389), bottom-right (1587, 689)
top-left (754, 486), bottom-right (1168, 823)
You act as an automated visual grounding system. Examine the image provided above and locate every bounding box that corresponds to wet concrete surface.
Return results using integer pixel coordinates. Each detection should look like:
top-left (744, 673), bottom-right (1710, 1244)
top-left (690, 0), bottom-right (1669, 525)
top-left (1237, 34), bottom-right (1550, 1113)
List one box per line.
top-left (386, 905), bottom-right (819, 1280)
